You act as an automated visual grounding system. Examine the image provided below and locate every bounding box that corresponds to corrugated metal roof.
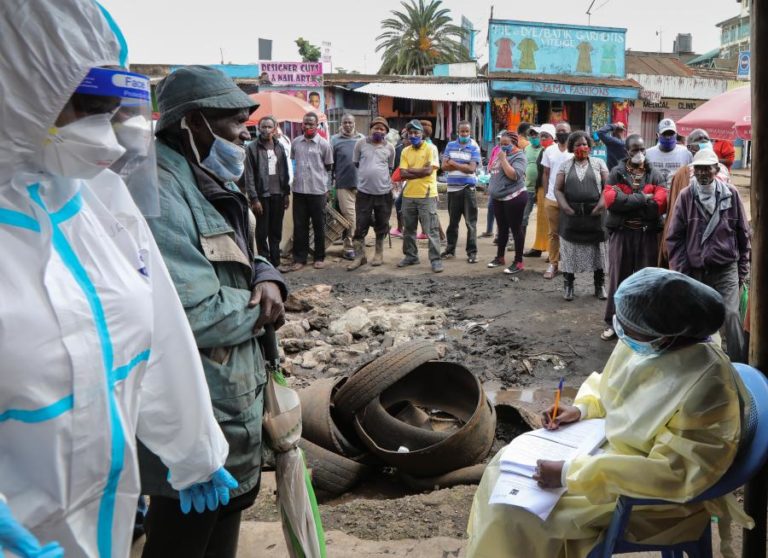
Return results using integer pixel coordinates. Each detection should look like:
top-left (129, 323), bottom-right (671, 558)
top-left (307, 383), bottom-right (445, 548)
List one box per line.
top-left (686, 48), bottom-right (722, 66)
top-left (625, 53), bottom-right (693, 77)
top-left (353, 82), bottom-right (489, 102)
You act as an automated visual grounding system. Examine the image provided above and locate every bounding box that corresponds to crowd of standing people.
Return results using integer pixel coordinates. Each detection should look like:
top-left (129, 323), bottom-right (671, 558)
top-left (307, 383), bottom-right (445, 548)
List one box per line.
top-left (243, 109), bottom-right (750, 362)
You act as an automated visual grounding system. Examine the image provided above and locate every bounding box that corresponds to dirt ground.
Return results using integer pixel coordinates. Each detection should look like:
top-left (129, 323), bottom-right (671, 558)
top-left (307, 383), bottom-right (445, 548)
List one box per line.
top-left (133, 179), bottom-right (753, 557)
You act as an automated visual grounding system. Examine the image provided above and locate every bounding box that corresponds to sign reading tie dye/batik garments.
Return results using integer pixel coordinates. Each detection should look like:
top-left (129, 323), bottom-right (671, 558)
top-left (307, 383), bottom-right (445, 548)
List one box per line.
top-left (489, 20), bottom-right (627, 78)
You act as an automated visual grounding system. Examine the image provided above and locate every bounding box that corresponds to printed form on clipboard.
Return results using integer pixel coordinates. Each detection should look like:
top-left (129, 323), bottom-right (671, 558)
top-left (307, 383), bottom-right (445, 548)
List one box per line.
top-left (489, 419), bottom-right (606, 521)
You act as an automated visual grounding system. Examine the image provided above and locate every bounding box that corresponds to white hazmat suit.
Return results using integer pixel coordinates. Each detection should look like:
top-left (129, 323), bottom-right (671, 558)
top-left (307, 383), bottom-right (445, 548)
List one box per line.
top-left (0, 1), bottom-right (228, 556)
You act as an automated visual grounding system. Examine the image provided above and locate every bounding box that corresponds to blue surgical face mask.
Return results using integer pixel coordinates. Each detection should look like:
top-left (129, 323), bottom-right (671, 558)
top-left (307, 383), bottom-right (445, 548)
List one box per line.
top-left (613, 315), bottom-right (667, 356)
top-left (501, 144), bottom-right (513, 153)
top-left (699, 141), bottom-right (712, 151)
top-left (198, 116), bottom-right (246, 181)
top-left (658, 135), bottom-right (677, 152)
top-left (409, 136), bottom-right (423, 147)
top-left (458, 136), bottom-right (470, 144)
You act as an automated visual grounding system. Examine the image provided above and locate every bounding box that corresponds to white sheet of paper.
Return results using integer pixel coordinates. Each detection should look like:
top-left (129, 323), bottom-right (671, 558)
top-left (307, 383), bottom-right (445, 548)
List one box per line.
top-left (500, 435), bottom-right (580, 476)
top-left (489, 471), bottom-right (566, 520)
top-left (530, 419), bottom-right (606, 449)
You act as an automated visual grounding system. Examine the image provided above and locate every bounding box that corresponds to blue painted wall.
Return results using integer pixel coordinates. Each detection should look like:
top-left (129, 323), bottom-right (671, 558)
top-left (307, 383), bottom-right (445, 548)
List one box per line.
top-left (489, 20), bottom-right (626, 78)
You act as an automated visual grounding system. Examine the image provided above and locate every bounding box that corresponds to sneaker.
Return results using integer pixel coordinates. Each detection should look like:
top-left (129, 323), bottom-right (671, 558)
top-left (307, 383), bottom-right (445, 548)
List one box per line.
top-left (313, 260), bottom-right (326, 270)
top-left (342, 249), bottom-right (356, 260)
top-left (487, 257), bottom-right (505, 268)
top-left (416, 232), bottom-right (428, 240)
top-left (431, 260), bottom-right (444, 273)
top-left (504, 262), bottom-right (524, 275)
top-left (440, 251), bottom-right (455, 259)
top-left (601, 327), bottom-right (616, 341)
top-left (523, 249), bottom-right (542, 257)
top-left (390, 228), bottom-right (403, 238)
top-left (543, 263), bottom-right (558, 280)
top-left (397, 258), bottom-right (420, 267)
top-left (467, 254), bottom-right (478, 264)
top-left (480, 232), bottom-right (493, 238)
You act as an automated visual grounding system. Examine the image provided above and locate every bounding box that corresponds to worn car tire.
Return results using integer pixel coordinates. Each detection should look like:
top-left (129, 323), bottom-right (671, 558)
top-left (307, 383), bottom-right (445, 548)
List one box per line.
top-left (333, 340), bottom-right (439, 422)
top-left (299, 438), bottom-right (371, 496)
top-left (399, 463), bottom-right (488, 491)
top-left (354, 361), bottom-right (496, 477)
top-left (298, 377), bottom-right (368, 460)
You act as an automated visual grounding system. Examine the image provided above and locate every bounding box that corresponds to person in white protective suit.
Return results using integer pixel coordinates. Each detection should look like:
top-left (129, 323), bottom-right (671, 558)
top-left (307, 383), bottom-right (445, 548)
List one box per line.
top-left (467, 267), bottom-right (754, 558)
top-left (0, 1), bottom-right (238, 557)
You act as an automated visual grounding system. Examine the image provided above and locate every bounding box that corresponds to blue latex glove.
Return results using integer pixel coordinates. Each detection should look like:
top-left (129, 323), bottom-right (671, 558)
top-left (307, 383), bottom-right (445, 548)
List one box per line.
top-left (0, 501), bottom-right (64, 557)
top-left (178, 468), bottom-right (238, 514)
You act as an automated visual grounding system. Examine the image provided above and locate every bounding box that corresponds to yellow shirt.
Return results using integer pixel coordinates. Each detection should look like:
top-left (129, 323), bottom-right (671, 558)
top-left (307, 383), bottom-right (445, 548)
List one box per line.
top-left (399, 143), bottom-right (439, 198)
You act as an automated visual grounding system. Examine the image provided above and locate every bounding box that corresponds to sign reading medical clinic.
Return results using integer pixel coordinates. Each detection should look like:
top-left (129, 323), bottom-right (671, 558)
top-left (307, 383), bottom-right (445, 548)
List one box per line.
top-left (259, 61), bottom-right (323, 87)
top-left (489, 20), bottom-right (626, 78)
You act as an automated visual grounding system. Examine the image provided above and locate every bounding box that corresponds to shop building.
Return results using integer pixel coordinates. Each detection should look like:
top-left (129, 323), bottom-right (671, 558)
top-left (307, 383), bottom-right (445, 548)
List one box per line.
top-left (487, 19), bottom-right (640, 146)
top-left (626, 52), bottom-right (733, 145)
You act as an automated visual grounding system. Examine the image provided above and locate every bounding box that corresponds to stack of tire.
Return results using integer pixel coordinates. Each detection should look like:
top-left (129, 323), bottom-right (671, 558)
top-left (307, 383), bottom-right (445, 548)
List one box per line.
top-left (297, 340), bottom-right (497, 497)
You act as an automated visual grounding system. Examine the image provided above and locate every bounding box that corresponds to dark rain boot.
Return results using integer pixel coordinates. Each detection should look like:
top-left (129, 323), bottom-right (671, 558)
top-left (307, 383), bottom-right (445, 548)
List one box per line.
top-left (594, 269), bottom-right (607, 300)
top-left (371, 235), bottom-right (385, 266)
top-left (563, 273), bottom-right (575, 301)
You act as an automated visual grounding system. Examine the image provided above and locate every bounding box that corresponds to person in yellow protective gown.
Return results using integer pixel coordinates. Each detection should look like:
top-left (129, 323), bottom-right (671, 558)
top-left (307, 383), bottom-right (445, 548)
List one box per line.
top-left (467, 267), bottom-right (753, 558)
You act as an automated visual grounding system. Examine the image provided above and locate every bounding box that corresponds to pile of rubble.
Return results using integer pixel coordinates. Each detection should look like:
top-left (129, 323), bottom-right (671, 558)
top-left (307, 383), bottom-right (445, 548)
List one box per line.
top-left (279, 285), bottom-right (449, 381)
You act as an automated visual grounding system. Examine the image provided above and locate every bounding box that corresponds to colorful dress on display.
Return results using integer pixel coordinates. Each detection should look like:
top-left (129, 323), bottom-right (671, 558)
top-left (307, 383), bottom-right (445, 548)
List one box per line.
top-left (576, 42), bottom-right (593, 73)
top-left (612, 101), bottom-right (630, 127)
top-left (521, 98), bottom-right (537, 124)
top-left (518, 38), bottom-right (538, 70)
top-left (601, 44), bottom-right (617, 75)
top-left (506, 97), bottom-right (521, 131)
top-left (495, 38), bottom-right (514, 69)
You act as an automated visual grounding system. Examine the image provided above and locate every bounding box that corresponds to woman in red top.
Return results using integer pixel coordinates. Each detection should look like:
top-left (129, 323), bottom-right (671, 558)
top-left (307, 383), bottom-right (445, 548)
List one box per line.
top-left (713, 139), bottom-right (736, 170)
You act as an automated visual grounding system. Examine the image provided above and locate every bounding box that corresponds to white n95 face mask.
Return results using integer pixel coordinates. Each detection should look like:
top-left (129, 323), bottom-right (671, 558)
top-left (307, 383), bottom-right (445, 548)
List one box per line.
top-left (41, 113), bottom-right (127, 179)
top-left (113, 115), bottom-right (152, 156)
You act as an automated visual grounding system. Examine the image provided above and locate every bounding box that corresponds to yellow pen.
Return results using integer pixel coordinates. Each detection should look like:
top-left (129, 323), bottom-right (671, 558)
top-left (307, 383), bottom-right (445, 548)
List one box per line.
top-left (551, 377), bottom-right (564, 423)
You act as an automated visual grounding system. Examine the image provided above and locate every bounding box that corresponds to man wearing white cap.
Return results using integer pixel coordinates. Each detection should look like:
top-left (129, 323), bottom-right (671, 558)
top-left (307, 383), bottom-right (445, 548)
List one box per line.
top-left (666, 149), bottom-right (751, 362)
top-left (645, 118), bottom-right (692, 189)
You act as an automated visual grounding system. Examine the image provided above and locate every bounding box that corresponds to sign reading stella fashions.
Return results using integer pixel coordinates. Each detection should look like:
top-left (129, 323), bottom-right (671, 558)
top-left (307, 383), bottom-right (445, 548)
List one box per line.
top-left (490, 79), bottom-right (638, 100)
top-left (258, 61), bottom-right (323, 86)
top-left (488, 19), bottom-right (627, 78)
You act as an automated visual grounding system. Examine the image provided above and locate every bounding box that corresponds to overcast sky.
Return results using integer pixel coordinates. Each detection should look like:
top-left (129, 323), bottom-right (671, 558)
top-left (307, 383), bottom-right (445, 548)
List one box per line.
top-left (100, 0), bottom-right (738, 72)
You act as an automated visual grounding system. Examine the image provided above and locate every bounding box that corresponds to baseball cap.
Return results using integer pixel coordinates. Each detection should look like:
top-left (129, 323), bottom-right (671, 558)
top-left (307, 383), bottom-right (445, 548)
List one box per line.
top-left (539, 123), bottom-right (557, 137)
top-left (405, 119), bottom-right (423, 131)
top-left (658, 118), bottom-right (677, 135)
top-left (692, 149), bottom-right (718, 166)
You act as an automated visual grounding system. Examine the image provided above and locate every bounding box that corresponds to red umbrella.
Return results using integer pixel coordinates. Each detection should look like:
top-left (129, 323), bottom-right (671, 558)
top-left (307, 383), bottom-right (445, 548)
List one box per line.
top-left (677, 86), bottom-right (751, 141)
top-left (246, 91), bottom-right (326, 127)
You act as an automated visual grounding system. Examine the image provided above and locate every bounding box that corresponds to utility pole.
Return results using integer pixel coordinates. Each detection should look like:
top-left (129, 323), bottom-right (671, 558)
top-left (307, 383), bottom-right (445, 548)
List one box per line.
top-left (743, 0), bottom-right (767, 556)
top-left (586, 0), bottom-right (596, 25)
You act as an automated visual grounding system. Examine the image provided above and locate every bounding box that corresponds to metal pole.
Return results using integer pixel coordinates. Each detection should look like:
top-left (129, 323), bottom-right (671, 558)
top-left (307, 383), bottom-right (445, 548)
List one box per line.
top-left (743, 1), bottom-right (768, 556)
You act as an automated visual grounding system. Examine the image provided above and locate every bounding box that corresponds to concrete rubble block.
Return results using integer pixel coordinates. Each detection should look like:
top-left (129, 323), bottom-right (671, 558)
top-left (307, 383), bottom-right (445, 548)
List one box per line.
top-left (278, 321), bottom-right (307, 340)
top-left (281, 338), bottom-right (315, 354)
top-left (285, 284), bottom-right (333, 313)
top-left (329, 306), bottom-right (372, 336)
top-left (301, 352), bottom-right (319, 369)
top-left (330, 332), bottom-right (354, 346)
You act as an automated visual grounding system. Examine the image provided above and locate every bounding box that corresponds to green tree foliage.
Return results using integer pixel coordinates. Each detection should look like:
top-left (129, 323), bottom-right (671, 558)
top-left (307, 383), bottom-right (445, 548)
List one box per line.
top-left (295, 37), bottom-right (321, 62)
top-left (376, 0), bottom-right (469, 75)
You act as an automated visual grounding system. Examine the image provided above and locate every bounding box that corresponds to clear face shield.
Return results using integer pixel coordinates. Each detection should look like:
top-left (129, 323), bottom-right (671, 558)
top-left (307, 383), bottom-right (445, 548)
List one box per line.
top-left (74, 68), bottom-right (160, 216)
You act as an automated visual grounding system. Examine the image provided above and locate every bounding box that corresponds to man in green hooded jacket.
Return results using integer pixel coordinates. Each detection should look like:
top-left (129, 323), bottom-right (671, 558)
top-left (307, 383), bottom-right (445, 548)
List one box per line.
top-left (138, 65), bottom-right (287, 558)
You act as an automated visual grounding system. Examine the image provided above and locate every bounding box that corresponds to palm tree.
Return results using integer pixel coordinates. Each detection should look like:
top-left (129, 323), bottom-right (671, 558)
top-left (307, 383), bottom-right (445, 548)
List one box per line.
top-left (376, 0), bottom-right (469, 75)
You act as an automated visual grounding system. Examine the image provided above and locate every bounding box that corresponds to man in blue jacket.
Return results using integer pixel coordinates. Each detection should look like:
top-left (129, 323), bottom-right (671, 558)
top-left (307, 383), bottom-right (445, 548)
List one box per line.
top-left (596, 122), bottom-right (627, 171)
top-left (139, 65), bottom-right (287, 558)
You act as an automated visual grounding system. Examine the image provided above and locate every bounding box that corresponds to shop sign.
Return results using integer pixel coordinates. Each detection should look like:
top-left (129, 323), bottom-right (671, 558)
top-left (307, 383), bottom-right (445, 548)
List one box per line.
top-left (489, 19), bottom-right (626, 78)
top-left (490, 80), bottom-right (639, 100)
top-left (737, 51), bottom-right (750, 80)
top-left (258, 61), bottom-right (323, 87)
top-left (640, 98), bottom-right (706, 110)
top-left (639, 89), bottom-right (662, 103)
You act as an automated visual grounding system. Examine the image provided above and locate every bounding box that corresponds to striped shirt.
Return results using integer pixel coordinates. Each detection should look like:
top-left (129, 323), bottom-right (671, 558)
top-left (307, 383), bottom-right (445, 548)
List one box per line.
top-left (442, 140), bottom-right (481, 192)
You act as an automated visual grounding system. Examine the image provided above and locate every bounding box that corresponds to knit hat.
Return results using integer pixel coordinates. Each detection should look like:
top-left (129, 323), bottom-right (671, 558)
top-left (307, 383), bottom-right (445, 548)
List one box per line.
top-left (370, 116), bottom-right (390, 132)
top-left (155, 65), bottom-right (258, 132)
top-left (405, 119), bottom-right (423, 131)
top-left (505, 131), bottom-right (519, 146)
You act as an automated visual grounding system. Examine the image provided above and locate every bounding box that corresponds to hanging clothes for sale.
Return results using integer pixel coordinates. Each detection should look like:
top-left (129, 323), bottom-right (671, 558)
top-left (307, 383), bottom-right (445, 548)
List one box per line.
top-left (445, 103), bottom-right (453, 139)
top-left (483, 101), bottom-right (494, 144)
top-left (591, 101), bottom-right (609, 130)
top-left (470, 103), bottom-right (483, 140)
top-left (549, 101), bottom-right (568, 124)
top-left (612, 101), bottom-right (630, 127)
top-left (506, 96), bottom-right (521, 130)
top-left (435, 102), bottom-right (445, 140)
top-left (521, 97), bottom-right (536, 124)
